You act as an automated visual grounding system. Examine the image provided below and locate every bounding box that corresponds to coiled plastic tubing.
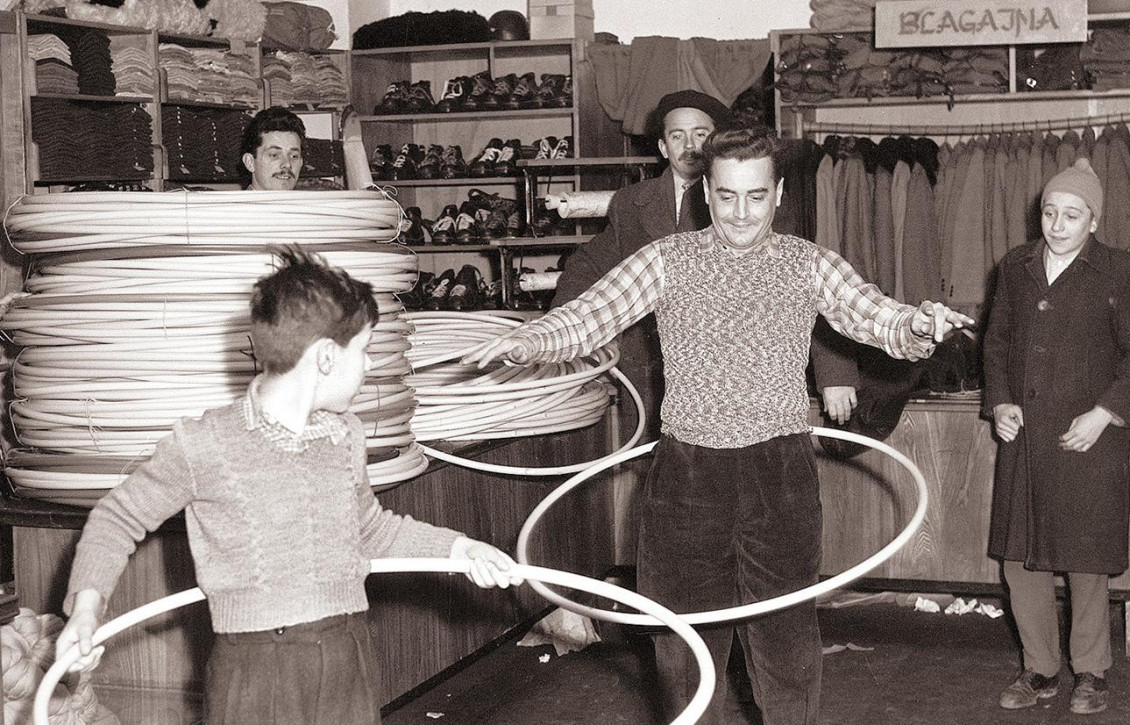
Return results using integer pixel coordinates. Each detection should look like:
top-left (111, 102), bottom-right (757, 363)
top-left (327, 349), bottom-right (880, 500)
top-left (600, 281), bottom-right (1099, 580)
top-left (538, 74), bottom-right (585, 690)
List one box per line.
top-left (35, 560), bottom-right (716, 725)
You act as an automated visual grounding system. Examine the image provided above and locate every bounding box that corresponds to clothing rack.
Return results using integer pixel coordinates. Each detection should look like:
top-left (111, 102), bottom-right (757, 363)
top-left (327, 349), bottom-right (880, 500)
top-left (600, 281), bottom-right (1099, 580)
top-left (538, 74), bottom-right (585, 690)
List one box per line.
top-left (801, 110), bottom-right (1130, 138)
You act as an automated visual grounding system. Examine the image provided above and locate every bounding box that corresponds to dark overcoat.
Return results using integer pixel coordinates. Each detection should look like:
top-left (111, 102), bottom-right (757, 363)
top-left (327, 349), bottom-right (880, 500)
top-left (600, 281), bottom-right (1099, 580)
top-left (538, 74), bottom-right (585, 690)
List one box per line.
top-left (982, 237), bottom-right (1130, 574)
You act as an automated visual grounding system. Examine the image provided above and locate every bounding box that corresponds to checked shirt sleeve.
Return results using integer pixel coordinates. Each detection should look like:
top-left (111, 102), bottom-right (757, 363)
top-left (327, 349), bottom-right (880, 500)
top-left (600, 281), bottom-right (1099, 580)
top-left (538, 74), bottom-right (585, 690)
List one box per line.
top-left (512, 240), bottom-right (667, 363)
top-left (813, 246), bottom-right (934, 361)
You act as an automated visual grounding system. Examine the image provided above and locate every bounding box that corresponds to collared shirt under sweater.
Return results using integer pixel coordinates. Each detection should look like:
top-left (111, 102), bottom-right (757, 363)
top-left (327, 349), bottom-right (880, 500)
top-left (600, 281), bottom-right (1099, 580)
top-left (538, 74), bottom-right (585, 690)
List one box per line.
top-left (513, 228), bottom-right (935, 448)
top-left (66, 378), bottom-right (461, 633)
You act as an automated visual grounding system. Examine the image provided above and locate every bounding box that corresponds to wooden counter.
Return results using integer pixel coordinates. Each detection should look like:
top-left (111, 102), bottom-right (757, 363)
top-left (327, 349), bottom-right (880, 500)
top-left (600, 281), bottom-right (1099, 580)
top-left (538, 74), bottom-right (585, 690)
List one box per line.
top-left (2, 421), bottom-right (615, 722)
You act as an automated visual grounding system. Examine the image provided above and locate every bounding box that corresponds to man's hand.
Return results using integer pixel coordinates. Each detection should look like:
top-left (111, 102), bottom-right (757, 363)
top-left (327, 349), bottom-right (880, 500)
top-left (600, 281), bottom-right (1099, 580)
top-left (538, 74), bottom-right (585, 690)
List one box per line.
top-left (56, 590), bottom-right (106, 673)
top-left (462, 330), bottom-right (530, 370)
top-left (449, 536), bottom-right (524, 589)
top-left (993, 403), bottom-right (1024, 442)
top-left (822, 386), bottom-right (858, 425)
top-left (1060, 406), bottom-right (1113, 453)
top-left (910, 301), bottom-right (976, 342)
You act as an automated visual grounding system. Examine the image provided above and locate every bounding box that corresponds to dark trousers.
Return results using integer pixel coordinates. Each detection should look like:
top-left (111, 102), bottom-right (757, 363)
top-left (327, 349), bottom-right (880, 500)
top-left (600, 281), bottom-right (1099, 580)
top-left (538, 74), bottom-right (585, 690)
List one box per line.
top-left (206, 612), bottom-right (381, 725)
top-left (637, 433), bottom-right (823, 725)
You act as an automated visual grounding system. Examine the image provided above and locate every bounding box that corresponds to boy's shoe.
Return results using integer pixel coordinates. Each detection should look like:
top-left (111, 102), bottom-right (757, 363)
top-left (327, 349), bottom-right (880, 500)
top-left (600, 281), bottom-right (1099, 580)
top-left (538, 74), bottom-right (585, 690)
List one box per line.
top-left (430, 204), bottom-right (459, 245)
top-left (534, 136), bottom-right (558, 160)
top-left (454, 201), bottom-right (481, 244)
top-left (507, 72), bottom-right (539, 109)
top-left (416, 144), bottom-right (444, 179)
top-left (1000, 669), bottom-right (1059, 709)
top-left (425, 269), bottom-right (456, 310)
top-left (435, 76), bottom-right (471, 112)
top-left (1070, 673), bottom-right (1108, 715)
top-left (440, 145), bottom-right (467, 179)
top-left (461, 70), bottom-right (495, 111)
top-left (493, 139), bottom-right (523, 176)
top-left (404, 80), bottom-right (435, 113)
top-left (389, 144), bottom-right (422, 181)
top-left (551, 135), bottom-right (573, 159)
top-left (447, 265), bottom-right (484, 311)
top-left (469, 138), bottom-right (504, 177)
top-left (557, 75), bottom-right (573, 107)
top-left (369, 144), bottom-right (394, 180)
top-left (401, 271), bottom-right (435, 310)
top-left (373, 81), bottom-right (409, 114)
top-left (485, 73), bottom-right (518, 110)
top-left (536, 74), bottom-right (566, 108)
top-left (402, 206), bottom-right (428, 245)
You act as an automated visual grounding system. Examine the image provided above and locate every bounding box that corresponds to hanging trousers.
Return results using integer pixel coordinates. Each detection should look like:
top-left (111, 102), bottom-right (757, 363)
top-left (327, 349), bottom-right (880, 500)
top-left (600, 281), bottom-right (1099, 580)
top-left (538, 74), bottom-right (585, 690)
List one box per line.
top-left (637, 433), bottom-right (823, 725)
top-left (1003, 560), bottom-right (1112, 678)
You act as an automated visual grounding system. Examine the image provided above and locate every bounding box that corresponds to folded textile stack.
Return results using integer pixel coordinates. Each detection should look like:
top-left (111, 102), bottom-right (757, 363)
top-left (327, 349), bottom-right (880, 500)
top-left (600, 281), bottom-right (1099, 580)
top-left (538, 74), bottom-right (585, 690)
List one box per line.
top-left (160, 43), bottom-right (258, 106)
top-left (31, 98), bottom-right (153, 180)
top-left (810, 0), bottom-right (875, 31)
top-left (163, 106), bottom-right (251, 182)
top-left (28, 34), bottom-right (78, 96)
top-left (1081, 27), bottom-right (1130, 91)
top-left (260, 52), bottom-right (295, 106)
top-left (1017, 45), bottom-right (1087, 92)
top-left (262, 51), bottom-right (347, 107)
top-left (313, 55), bottom-right (349, 106)
top-left (109, 39), bottom-right (154, 97)
top-left (942, 49), bottom-right (1009, 96)
top-left (60, 29), bottom-right (115, 96)
top-left (280, 50), bottom-right (320, 104)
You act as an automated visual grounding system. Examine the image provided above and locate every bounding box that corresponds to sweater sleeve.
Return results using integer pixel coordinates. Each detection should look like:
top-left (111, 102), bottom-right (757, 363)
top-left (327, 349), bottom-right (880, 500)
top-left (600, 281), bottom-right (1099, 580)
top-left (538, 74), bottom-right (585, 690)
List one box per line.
top-left (64, 424), bottom-right (198, 615)
top-left (349, 418), bottom-right (461, 560)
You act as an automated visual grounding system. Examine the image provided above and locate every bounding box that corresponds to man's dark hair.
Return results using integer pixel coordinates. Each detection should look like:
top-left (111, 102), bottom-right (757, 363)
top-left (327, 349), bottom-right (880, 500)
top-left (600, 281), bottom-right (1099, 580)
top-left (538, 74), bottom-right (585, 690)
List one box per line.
top-left (701, 123), bottom-right (780, 182)
top-left (241, 106), bottom-right (306, 159)
top-left (250, 247), bottom-right (379, 374)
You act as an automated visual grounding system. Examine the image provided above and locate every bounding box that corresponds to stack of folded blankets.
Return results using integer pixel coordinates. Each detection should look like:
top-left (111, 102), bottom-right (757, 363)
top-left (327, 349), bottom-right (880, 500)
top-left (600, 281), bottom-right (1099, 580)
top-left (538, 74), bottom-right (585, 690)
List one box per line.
top-left (28, 34), bottom-right (78, 95)
top-left (1081, 27), bottom-right (1130, 91)
top-left (163, 106), bottom-right (251, 182)
top-left (62, 29), bottom-right (116, 96)
top-left (110, 39), bottom-right (155, 97)
top-left (31, 98), bottom-right (153, 180)
top-left (260, 52), bottom-right (295, 106)
top-left (160, 43), bottom-right (259, 106)
top-left (262, 51), bottom-right (348, 107)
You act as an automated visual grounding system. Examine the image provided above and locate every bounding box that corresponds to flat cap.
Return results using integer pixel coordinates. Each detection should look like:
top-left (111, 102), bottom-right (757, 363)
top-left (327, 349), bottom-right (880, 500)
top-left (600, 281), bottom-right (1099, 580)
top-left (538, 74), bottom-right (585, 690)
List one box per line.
top-left (654, 90), bottom-right (732, 128)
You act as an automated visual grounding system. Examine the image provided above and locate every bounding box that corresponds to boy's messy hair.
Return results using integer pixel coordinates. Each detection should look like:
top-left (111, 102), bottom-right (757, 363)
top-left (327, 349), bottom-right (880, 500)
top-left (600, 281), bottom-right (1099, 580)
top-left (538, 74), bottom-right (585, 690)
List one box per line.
top-left (250, 247), bottom-right (379, 374)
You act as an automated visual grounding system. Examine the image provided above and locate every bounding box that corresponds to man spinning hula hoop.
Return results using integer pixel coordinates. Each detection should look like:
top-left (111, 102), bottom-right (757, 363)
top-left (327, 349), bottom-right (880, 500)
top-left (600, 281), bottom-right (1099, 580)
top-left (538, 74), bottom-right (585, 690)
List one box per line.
top-left (466, 124), bottom-right (973, 725)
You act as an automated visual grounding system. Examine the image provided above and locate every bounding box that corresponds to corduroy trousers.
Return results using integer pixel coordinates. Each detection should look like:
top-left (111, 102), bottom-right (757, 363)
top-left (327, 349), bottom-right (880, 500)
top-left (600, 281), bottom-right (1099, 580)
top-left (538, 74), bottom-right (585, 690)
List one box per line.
top-left (637, 433), bottom-right (823, 725)
top-left (206, 611), bottom-right (381, 725)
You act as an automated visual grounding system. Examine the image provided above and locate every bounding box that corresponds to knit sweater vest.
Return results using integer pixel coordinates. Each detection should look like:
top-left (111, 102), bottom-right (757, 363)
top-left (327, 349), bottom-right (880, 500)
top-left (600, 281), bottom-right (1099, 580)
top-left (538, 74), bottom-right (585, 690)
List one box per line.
top-left (656, 232), bottom-right (817, 448)
top-left (67, 402), bottom-right (460, 633)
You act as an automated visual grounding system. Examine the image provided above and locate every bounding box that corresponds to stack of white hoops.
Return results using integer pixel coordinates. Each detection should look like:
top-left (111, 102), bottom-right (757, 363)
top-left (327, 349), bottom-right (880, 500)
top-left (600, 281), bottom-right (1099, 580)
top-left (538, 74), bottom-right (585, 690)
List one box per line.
top-left (1, 190), bottom-right (429, 504)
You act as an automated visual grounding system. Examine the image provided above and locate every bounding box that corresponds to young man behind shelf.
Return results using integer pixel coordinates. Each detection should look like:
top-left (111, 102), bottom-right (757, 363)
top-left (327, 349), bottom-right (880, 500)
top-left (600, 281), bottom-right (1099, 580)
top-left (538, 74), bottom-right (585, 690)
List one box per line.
top-left (56, 249), bottom-right (522, 725)
top-left (240, 106), bottom-right (305, 191)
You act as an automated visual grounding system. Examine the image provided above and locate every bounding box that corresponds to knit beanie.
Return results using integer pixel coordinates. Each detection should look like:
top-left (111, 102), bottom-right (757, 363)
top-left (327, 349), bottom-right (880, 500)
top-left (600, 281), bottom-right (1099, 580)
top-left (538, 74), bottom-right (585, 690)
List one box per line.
top-left (1042, 157), bottom-right (1104, 220)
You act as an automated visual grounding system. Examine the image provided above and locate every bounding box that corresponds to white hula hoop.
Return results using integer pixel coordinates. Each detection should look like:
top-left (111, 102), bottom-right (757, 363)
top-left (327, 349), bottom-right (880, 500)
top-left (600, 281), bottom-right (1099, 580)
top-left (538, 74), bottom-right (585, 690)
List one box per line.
top-left (516, 426), bottom-right (929, 626)
top-left (35, 559), bottom-right (716, 725)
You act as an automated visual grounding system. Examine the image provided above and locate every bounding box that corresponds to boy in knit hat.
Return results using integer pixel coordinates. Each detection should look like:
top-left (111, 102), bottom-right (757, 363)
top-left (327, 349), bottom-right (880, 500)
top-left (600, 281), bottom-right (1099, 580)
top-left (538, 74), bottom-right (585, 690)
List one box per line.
top-left (985, 157), bottom-right (1130, 716)
top-left (55, 248), bottom-right (522, 725)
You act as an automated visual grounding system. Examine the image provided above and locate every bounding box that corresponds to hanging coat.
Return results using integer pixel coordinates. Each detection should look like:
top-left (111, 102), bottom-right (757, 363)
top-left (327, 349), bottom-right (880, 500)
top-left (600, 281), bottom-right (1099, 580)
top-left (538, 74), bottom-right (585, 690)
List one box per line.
top-left (982, 237), bottom-right (1130, 574)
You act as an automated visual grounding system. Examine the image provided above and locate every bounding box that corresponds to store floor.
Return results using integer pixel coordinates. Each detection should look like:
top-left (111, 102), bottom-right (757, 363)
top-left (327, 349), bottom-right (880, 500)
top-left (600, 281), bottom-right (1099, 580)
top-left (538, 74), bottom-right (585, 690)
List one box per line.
top-left (382, 598), bottom-right (1130, 725)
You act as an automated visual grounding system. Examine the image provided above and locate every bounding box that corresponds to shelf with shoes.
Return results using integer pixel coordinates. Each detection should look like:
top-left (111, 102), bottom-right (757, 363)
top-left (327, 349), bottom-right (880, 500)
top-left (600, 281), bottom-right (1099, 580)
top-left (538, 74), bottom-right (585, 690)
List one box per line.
top-left (351, 36), bottom-right (582, 312)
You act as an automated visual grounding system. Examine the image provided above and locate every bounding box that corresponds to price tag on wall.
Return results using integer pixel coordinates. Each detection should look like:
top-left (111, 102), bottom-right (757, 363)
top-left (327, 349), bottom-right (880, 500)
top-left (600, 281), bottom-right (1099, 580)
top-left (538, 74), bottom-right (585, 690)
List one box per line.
top-left (875, 0), bottom-right (1088, 48)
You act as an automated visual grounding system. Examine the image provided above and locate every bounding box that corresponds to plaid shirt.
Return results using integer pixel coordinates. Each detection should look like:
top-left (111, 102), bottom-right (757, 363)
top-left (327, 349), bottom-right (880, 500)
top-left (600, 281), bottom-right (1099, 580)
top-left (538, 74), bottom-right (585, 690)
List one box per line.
top-left (514, 227), bottom-right (934, 364)
top-left (242, 375), bottom-right (349, 452)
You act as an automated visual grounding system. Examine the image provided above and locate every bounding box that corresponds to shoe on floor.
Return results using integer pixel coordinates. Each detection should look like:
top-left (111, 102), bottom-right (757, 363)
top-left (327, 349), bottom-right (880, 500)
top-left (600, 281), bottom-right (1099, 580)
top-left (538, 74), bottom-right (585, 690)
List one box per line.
top-left (1000, 669), bottom-right (1059, 710)
top-left (1070, 672), bottom-right (1108, 715)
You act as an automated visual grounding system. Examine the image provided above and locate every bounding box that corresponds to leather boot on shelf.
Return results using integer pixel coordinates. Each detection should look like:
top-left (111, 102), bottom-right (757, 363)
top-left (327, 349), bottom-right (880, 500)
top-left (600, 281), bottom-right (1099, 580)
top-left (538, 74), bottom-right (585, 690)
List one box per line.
top-left (388, 144), bottom-right (423, 181)
top-left (507, 72), bottom-right (539, 109)
top-left (401, 271), bottom-right (435, 310)
top-left (537, 73), bottom-right (567, 108)
top-left (430, 204), bottom-right (459, 245)
top-left (402, 206), bottom-right (428, 245)
top-left (455, 201), bottom-right (482, 244)
top-left (447, 264), bottom-right (484, 311)
top-left (403, 80), bottom-right (436, 113)
top-left (493, 139), bottom-right (523, 176)
top-left (425, 268), bottom-right (456, 311)
top-left (462, 70), bottom-right (495, 111)
top-left (416, 144), bottom-right (444, 179)
top-left (469, 138), bottom-right (504, 177)
top-left (369, 144), bottom-right (394, 180)
top-left (534, 136), bottom-right (558, 160)
top-left (373, 81), bottom-right (410, 114)
top-left (558, 75), bottom-right (573, 107)
top-left (484, 73), bottom-right (517, 110)
top-left (552, 135), bottom-right (573, 159)
top-left (435, 76), bottom-right (471, 113)
top-left (440, 145), bottom-right (467, 179)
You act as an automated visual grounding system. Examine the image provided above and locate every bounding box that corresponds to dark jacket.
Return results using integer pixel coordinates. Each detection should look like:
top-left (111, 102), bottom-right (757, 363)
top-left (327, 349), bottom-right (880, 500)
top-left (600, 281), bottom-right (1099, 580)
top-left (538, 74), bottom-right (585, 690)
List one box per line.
top-left (982, 237), bottom-right (1130, 573)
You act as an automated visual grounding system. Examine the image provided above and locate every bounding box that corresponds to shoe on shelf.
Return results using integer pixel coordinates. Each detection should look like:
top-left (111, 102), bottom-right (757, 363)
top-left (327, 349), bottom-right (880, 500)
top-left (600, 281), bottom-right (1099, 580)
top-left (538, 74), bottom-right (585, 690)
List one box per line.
top-left (558, 75), bottom-right (573, 107)
top-left (425, 269), bottom-right (456, 311)
top-left (1070, 673), bottom-right (1108, 715)
top-left (440, 145), bottom-right (467, 179)
top-left (507, 71), bottom-right (539, 109)
top-left (534, 136), bottom-right (559, 160)
top-left (552, 135), bottom-right (573, 159)
top-left (535, 74), bottom-right (565, 108)
top-left (455, 201), bottom-right (482, 244)
top-left (494, 139), bottom-right (524, 176)
top-left (402, 206), bottom-right (428, 246)
top-left (462, 70), bottom-right (495, 111)
top-left (401, 271), bottom-right (435, 310)
top-left (430, 204), bottom-right (459, 245)
top-left (468, 188), bottom-right (521, 239)
top-left (481, 278), bottom-right (504, 309)
top-left (484, 73), bottom-right (517, 110)
top-left (403, 80), bottom-right (436, 114)
top-left (373, 81), bottom-right (410, 114)
top-left (1000, 669), bottom-right (1059, 710)
top-left (435, 76), bottom-right (471, 113)
top-left (388, 144), bottom-right (423, 181)
top-left (369, 144), bottom-right (394, 180)
top-left (447, 264), bottom-right (484, 311)
top-left (469, 138), bottom-right (504, 177)
top-left (417, 144), bottom-right (444, 179)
